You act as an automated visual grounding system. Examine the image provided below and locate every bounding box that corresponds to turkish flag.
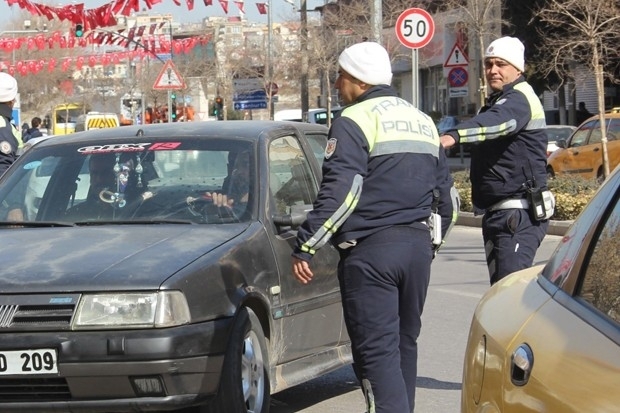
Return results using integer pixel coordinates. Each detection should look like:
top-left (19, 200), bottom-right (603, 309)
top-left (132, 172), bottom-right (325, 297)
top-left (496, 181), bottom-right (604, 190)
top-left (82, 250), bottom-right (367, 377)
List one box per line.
top-left (256, 3), bottom-right (267, 14)
top-left (219, 0), bottom-right (228, 13)
top-left (234, 1), bottom-right (244, 13)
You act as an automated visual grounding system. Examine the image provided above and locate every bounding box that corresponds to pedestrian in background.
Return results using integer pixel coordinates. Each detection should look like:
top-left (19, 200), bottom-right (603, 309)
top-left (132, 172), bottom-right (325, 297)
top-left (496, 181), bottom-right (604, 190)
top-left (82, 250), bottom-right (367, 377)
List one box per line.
top-left (23, 116), bottom-right (44, 143)
top-left (576, 101), bottom-right (593, 125)
top-left (440, 36), bottom-right (553, 285)
top-left (292, 41), bottom-right (458, 413)
top-left (0, 72), bottom-right (24, 220)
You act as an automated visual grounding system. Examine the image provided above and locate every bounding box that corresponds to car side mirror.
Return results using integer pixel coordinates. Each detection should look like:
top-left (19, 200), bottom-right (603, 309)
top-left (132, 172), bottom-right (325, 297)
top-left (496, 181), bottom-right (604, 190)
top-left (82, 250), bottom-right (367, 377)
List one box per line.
top-left (272, 204), bottom-right (312, 229)
top-left (557, 139), bottom-right (567, 149)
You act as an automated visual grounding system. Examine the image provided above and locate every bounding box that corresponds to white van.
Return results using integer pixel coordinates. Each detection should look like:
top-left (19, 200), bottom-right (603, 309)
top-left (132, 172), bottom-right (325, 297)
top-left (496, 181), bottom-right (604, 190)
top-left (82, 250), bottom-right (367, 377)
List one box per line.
top-left (75, 112), bottom-right (120, 132)
top-left (274, 109), bottom-right (302, 122)
top-left (304, 107), bottom-right (342, 125)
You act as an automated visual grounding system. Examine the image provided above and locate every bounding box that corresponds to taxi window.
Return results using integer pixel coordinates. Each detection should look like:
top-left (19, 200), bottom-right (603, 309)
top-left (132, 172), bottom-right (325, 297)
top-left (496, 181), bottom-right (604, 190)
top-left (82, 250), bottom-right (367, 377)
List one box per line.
top-left (570, 121), bottom-right (594, 147)
top-left (607, 118), bottom-right (620, 141)
top-left (587, 118), bottom-right (620, 145)
top-left (578, 194), bottom-right (620, 323)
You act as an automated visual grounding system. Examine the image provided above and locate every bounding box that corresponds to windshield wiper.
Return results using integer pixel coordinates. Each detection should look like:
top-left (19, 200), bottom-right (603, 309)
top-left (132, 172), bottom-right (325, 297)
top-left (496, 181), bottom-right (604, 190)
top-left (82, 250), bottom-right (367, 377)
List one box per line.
top-left (73, 219), bottom-right (196, 226)
top-left (0, 221), bottom-right (76, 227)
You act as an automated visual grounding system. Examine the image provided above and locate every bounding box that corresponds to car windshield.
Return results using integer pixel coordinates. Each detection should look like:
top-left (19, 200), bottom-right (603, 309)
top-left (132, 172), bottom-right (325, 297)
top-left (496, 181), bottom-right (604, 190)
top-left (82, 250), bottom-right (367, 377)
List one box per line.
top-left (0, 138), bottom-right (255, 225)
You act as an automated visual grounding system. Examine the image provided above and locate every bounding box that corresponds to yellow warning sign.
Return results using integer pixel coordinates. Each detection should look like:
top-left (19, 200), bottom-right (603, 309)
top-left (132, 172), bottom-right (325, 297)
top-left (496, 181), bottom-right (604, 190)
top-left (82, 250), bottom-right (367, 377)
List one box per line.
top-left (87, 117), bottom-right (119, 129)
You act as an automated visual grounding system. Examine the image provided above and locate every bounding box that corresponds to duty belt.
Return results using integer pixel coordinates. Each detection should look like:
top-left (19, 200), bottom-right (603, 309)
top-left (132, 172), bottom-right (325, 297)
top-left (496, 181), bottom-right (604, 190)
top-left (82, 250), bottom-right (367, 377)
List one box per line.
top-left (488, 198), bottom-right (529, 212)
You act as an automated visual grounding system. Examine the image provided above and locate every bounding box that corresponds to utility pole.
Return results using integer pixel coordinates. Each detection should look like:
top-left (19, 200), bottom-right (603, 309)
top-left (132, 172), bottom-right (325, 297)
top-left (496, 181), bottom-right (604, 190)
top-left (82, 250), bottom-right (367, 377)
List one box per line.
top-left (167, 19), bottom-right (174, 123)
top-left (300, 0), bottom-right (309, 116)
top-left (370, 0), bottom-right (382, 43)
top-left (267, 0), bottom-right (275, 120)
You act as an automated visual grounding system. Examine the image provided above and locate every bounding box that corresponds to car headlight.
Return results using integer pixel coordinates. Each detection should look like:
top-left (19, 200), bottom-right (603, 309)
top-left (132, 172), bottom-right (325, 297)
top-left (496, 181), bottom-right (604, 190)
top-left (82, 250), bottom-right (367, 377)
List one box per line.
top-left (72, 291), bottom-right (191, 330)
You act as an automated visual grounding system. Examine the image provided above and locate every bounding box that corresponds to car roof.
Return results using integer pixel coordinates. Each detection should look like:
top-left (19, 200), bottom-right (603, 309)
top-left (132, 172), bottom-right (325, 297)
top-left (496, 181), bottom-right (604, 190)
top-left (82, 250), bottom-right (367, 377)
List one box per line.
top-left (545, 124), bottom-right (576, 129)
top-left (32, 121), bottom-right (328, 148)
top-left (581, 108), bottom-right (620, 125)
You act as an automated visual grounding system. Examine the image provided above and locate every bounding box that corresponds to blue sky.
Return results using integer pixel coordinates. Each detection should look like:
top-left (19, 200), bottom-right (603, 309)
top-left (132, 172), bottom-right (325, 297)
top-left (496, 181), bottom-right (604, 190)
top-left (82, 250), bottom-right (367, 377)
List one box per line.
top-left (0, 0), bottom-right (321, 26)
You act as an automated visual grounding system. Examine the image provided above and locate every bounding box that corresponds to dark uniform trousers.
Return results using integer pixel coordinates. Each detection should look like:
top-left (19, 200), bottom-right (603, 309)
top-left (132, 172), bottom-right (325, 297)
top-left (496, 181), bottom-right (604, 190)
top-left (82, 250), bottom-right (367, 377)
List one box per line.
top-left (338, 225), bottom-right (432, 413)
top-left (482, 208), bottom-right (548, 285)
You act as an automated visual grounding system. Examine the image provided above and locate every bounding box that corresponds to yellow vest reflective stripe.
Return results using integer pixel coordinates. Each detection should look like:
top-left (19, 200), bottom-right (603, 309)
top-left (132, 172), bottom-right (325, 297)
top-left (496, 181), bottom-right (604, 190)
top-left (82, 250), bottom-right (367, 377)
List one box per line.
top-left (457, 83), bottom-right (545, 143)
top-left (0, 117), bottom-right (23, 149)
top-left (514, 82), bottom-right (546, 129)
top-left (343, 96), bottom-right (441, 158)
top-left (300, 174), bottom-right (362, 254)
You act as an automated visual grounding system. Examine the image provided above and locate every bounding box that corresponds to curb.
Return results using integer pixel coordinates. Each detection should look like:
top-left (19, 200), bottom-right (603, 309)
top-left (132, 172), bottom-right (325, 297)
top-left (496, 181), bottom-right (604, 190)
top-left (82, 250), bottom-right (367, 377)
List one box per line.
top-left (457, 212), bottom-right (573, 236)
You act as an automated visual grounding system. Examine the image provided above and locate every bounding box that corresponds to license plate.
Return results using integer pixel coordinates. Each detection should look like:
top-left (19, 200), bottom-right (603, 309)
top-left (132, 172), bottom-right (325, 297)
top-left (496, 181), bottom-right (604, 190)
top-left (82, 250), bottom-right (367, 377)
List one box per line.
top-left (0, 349), bottom-right (58, 375)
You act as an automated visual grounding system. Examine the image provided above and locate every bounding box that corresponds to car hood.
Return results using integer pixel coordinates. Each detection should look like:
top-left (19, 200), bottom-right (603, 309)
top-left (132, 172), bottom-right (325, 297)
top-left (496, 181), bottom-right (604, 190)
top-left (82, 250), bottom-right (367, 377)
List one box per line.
top-left (0, 224), bottom-right (249, 292)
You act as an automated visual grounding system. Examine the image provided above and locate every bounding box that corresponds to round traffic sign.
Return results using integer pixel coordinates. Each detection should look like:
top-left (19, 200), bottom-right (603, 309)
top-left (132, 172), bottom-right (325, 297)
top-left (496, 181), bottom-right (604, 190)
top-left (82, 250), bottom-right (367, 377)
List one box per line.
top-left (395, 8), bottom-right (435, 49)
top-left (267, 82), bottom-right (279, 97)
top-left (448, 67), bottom-right (468, 88)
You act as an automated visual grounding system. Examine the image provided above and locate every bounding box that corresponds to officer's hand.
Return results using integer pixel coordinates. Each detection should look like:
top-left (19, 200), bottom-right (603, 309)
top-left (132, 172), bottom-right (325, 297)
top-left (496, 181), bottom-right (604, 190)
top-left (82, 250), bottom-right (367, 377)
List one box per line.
top-left (440, 135), bottom-right (456, 148)
top-left (292, 257), bottom-right (314, 284)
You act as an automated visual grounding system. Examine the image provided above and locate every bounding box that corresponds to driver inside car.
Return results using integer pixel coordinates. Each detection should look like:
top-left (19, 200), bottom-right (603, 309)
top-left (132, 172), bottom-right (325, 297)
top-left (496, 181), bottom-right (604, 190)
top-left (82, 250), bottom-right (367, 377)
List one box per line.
top-left (206, 150), bottom-right (250, 217)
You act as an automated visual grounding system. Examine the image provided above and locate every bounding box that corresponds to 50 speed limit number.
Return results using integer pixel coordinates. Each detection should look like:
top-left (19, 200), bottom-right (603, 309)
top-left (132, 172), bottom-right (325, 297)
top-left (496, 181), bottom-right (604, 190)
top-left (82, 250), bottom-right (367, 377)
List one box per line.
top-left (395, 8), bottom-right (435, 49)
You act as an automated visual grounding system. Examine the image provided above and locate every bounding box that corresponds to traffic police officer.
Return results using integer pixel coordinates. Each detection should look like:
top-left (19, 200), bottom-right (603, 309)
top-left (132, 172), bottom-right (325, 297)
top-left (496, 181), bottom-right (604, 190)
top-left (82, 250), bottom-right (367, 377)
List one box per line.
top-left (441, 37), bottom-right (554, 285)
top-left (292, 42), bottom-right (459, 413)
top-left (0, 72), bottom-right (24, 221)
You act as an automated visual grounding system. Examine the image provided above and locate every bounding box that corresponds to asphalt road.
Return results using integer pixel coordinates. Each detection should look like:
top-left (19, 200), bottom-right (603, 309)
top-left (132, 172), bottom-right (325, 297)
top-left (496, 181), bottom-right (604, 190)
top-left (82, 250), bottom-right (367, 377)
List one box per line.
top-left (270, 225), bottom-right (563, 413)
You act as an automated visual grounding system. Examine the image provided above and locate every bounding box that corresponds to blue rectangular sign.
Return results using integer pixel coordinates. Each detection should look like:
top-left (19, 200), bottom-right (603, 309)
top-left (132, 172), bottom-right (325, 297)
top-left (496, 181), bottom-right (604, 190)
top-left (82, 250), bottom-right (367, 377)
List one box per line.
top-left (235, 90), bottom-right (267, 101)
top-left (233, 101), bottom-right (268, 110)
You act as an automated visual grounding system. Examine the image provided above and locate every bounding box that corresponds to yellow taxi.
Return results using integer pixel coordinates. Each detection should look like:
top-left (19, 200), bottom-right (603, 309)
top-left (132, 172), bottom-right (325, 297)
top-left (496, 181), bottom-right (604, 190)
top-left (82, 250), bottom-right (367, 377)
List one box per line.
top-left (461, 164), bottom-right (620, 413)
top-left (547, 108), bottom-right (620, 181)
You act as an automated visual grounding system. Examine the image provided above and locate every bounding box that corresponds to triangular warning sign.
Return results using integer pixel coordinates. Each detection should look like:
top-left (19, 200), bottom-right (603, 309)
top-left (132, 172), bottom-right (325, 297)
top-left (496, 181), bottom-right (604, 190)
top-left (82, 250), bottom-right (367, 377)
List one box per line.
top-left (153, 60), bottom-right (186, 90)
top-left (444, 43), bottom-right (469, 67)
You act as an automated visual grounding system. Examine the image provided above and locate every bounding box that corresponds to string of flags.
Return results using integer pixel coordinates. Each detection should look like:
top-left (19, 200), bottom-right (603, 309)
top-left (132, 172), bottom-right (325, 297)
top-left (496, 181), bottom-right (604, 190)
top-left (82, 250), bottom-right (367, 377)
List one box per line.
top-left (0, 24), bottom-right (212, 77)
top-left (5, 0), bottom-right (280, 29)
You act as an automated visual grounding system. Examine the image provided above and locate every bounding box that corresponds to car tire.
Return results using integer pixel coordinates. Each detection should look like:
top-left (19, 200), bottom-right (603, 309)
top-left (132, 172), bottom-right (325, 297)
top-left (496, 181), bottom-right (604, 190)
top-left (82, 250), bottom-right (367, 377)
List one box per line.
top-left (205, 307), bottom-right (270, 413)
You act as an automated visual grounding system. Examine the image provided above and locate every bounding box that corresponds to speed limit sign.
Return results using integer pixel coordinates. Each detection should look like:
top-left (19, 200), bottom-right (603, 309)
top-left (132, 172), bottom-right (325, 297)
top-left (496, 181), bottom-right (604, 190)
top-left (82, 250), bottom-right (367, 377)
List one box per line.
top-left (395, 8), bottom-right (435, 49)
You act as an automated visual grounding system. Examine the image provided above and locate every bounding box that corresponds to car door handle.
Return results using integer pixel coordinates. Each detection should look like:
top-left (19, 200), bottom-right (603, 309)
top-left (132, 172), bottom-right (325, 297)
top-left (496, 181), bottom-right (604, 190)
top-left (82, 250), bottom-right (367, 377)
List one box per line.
top-left (593, 147), bottom-right (600, 152)
top-left (510, 344), bottom-right (534, 386)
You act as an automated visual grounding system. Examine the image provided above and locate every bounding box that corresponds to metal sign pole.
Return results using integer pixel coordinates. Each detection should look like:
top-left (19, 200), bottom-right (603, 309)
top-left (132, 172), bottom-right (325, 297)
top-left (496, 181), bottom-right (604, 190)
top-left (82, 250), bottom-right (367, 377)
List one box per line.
top-left (167, 90), bottom-right (172, 123)
top-left (412, 49), bottom-right (419, 108)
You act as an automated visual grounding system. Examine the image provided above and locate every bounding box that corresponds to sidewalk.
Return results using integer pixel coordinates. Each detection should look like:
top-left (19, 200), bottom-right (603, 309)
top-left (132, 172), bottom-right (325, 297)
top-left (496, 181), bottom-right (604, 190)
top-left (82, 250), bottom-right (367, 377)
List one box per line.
top-left (457, 212), bottom-right (573, 236)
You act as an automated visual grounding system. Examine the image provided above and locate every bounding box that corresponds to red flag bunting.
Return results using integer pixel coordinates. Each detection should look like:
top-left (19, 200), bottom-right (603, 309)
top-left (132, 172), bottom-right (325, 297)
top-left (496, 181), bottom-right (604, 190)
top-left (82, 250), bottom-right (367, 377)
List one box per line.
top-left (256, 3), bottom-right (267, 14)
top-left (219, 0), bottom-right (229, 13)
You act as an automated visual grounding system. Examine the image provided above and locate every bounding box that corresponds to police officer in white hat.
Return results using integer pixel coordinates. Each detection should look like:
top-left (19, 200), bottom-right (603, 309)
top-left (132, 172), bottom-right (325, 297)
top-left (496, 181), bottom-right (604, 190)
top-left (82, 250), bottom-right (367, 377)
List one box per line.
top-left (0, 72), bottom-right (22, 172)
top-left (0, 72), bottom-right (24, 221)
top-left (440, 36), bottom-right (553, 285)
top-left (292, 41), bottom-right (459, 413)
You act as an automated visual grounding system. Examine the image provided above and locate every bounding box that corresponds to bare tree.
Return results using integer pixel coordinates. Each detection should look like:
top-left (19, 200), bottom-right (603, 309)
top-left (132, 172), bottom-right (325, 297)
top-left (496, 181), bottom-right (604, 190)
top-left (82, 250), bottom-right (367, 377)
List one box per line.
top-left (535, 0), bottom-right (620, 179)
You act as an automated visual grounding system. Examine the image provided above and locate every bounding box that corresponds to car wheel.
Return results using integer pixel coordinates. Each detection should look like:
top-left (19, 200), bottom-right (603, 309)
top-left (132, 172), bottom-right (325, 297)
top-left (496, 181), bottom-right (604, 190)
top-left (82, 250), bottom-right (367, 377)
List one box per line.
top-left (205, 307), bottom-right (270, 413)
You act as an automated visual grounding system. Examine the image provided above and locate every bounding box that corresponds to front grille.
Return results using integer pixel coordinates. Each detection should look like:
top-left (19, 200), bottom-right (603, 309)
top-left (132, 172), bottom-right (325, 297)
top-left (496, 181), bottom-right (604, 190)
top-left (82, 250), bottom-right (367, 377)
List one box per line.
top-left (0, 378), bottom-right (71, 401)
top-left (0, 294), bottom-right (80, 331)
